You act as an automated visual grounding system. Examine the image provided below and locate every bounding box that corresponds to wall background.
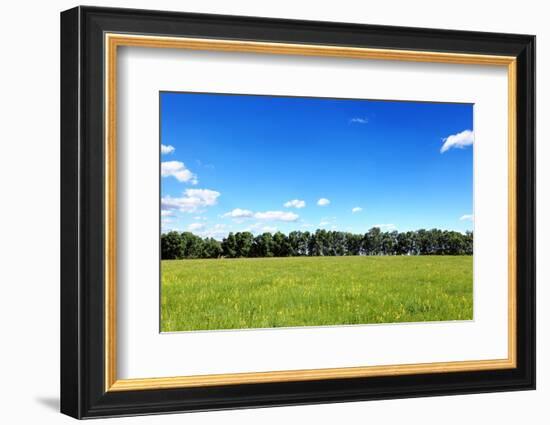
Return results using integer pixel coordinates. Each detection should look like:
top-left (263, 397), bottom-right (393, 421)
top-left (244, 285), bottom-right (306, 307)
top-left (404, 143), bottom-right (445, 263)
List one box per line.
top-left (0, 1), bottom-right (544, 423)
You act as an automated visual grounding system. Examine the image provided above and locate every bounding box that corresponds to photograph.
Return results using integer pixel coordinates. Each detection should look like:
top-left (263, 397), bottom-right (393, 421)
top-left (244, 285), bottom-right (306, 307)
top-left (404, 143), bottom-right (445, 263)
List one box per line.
top-left (159, 92), bottom-right (475, 332)
top-left (58, 5), bottom-right (535, 418)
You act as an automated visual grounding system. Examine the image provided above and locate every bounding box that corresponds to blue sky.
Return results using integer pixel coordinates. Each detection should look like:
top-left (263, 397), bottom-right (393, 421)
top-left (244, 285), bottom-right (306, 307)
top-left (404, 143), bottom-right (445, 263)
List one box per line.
top-left (160, 92), bottom-right (473, 239)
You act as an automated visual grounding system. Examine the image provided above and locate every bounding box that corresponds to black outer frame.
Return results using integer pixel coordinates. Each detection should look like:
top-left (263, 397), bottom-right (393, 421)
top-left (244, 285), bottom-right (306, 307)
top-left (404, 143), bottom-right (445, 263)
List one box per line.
top-left (60, 6), bottom-right (535, 419)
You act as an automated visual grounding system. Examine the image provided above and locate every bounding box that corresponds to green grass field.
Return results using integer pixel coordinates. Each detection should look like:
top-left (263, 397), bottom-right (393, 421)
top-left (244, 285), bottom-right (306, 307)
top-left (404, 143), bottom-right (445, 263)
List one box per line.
top-left (161, 256), bottom-right (473, 332)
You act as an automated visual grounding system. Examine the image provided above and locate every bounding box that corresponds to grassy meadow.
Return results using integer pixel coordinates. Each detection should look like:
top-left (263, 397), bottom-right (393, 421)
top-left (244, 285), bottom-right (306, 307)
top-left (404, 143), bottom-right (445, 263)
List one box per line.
top-left (160, 255), bottom-right (473, 332)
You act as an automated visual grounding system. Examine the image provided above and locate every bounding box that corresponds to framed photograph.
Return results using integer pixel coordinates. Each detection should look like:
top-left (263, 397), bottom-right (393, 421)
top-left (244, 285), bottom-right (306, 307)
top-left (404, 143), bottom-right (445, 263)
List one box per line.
top-left (60, 6), bottom-right (535, 419)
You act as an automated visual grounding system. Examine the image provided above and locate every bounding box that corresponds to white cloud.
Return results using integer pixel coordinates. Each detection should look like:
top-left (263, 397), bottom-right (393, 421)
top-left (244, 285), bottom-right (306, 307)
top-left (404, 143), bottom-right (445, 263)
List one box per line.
top-left (161, 144), bottom-right (175, 154)
top-left (161, 210), bottom-right (174, 217)
top-left (195, 224), bottom-right (228, 240)
top-left (261, 226), bottom-right (277, 233)
top-left (373, 223), bottom-right (397, 231)
top-left (161, 188), bottom-right (220, 213)
top-left (350, 117), bottom-right (368, 124)
top-left (460, 214), bottom-right (474, 221)
top-left (161, 217), bottom-right (180, 232)
top-left (161, 161), bottom-right (198, 184)
top-left (254, 211), bottom-right (299, 222)
top-left (188, 222), bottom-right (206, 231)
top-left (284, 199), bottom-right (306, 209)
top-left (440, 129), bottom-right (474, 153)
top-left (222, 209), bottom-right (299, 222)
top-left (222, 208), bottom-right (254, 218)
top-left (161, 224), bottom-right (181, 233)
top-left (352, 207), bottom-right (363, 213)
top-left (244, 223), bottom-right (279, 234)
top-left (319, 216), bottom-right (336, 227)
top-left (244, 222), bottom-right (261, 231)
top-left (192, 216), bottom-right (208, 221)
top-left (317, 198), bottom-right (330, 206)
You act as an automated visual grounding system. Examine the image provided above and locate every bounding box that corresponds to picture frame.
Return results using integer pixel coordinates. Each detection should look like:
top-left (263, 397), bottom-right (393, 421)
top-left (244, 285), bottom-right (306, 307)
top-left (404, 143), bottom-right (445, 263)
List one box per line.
top-left (60, 5), bottom-right (535, 419)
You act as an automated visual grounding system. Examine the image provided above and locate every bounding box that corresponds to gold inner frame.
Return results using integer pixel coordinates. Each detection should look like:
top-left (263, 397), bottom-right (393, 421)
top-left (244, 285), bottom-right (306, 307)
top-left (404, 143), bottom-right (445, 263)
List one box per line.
top-left (104, 33), bottom-right (517, 392)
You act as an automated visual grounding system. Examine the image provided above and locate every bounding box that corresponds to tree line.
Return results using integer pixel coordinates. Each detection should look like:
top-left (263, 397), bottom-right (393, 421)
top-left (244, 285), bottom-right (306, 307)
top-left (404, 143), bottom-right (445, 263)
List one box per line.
top-left (161, 228), bottom-right (473, 260)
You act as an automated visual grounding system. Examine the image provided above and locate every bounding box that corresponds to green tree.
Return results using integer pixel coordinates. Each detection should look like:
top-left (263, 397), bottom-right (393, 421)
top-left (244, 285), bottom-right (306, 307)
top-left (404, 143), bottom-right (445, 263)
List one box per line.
top-left (202, 237), bottom-right (222, 258)
top-left (346, 233), bottom-right (363, 256)
top-left (313, 229), bottom-right (329, 256)
top-left (180, 232), bottom-right (204, 258)
top-left (363, 227), bottom-right (382, 255)
top-left (221, 232), bottom-right (238, 258)
top-left (464, 231), bottom-right (474, 255)
top-left (160, 231), bottom-right (183, 259)
top-left (235, 231), bottom-right (254, 257)
top-left (396, 231), bottom-right (415, 255)
top-left (272, 231), bottom-right (291, 257)
top-left (381, 231), bottom-right (398, 255)
top-left (328, 231), bottom-right (347, 256)
top-left (307, 231), bottom-right (319, 256)
top-left (445, 231), bottom-right (467, 255)
top-left (161, 228), bottom-right (474, 259)
top-left (251, 232), bottom-right (274, 257)
top-left (287, 231), bottom-right (299, 256)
